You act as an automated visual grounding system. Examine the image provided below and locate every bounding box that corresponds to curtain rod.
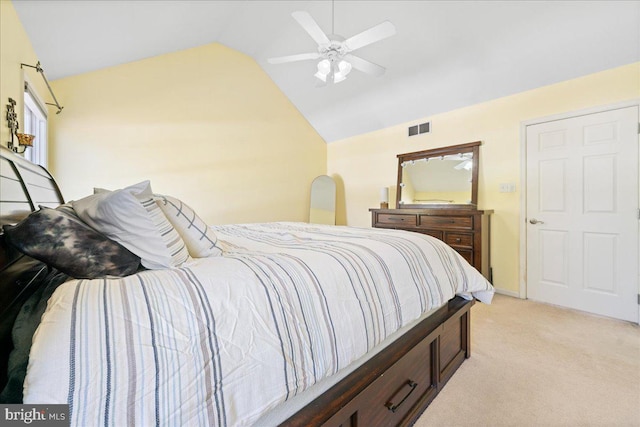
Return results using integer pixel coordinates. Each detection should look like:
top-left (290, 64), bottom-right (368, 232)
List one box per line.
top-left (20, 62), bottom-right (63, 114)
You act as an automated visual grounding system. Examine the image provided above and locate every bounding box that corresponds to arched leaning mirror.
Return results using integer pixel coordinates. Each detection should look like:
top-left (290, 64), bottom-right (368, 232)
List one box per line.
top-left (309, 175), bottom-right (336, 225)
top-left (396, 141), bottom-right (480, 209)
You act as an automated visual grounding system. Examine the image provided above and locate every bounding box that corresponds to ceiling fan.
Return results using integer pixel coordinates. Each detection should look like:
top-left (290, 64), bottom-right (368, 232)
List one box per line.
top-left (268, 10), bottom-right (396, 84)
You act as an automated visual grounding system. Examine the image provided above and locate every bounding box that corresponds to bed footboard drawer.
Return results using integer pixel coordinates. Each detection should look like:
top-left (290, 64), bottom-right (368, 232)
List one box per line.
top-left (358, 334), bottom-right (438, 426)
top-left (322, 329), bottom-right (441, 427)
top-left (285, 298), bottom-right (475, 427)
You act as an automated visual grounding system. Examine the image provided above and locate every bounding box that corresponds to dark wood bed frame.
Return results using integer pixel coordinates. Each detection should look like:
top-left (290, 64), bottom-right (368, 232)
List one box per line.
top-left (0, 146), bottom-right (475, 426)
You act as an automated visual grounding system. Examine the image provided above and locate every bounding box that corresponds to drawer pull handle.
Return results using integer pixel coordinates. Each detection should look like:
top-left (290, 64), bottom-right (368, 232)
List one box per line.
top-left (455, 238), bottom-right (462, 243)
top-left (385, 380), bottom-right (418, 413)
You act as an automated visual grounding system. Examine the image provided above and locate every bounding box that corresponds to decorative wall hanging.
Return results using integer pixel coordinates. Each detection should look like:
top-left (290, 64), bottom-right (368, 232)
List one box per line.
top-left (5, 98), bottom-right (35, 154)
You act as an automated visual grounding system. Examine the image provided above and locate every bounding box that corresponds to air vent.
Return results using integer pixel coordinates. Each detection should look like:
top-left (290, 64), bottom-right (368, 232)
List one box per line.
top-left (408, 121), bottom-right (431, 137)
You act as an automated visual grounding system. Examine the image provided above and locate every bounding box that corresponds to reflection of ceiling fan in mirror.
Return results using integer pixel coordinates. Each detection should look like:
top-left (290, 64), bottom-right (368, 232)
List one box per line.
top-left (267, 8), bottom-right (396, 85)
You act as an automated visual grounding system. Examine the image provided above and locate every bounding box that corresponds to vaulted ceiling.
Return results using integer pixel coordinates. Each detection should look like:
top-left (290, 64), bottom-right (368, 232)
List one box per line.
top-left (12, 0), bottom-right (640, 142)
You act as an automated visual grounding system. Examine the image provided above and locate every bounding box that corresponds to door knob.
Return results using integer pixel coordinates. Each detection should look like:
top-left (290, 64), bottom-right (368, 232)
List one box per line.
top-left (529, 218), bottom-right (544, 224)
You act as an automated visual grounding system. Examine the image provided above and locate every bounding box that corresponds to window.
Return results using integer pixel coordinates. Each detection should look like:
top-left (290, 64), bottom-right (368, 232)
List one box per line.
top-left (23, 82), bottom-right (48, 167)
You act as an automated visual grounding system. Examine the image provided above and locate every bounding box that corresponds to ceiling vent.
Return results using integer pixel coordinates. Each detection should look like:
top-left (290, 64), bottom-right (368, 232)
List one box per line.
top-left (408, 121), bottom-right (431, 137)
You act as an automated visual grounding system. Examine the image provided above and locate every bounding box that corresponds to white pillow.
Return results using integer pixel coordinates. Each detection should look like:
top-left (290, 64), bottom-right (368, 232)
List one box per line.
top-left (72, 181), bottom-right (189, 269)
top-left (155, 194), bottom-right (221, 257)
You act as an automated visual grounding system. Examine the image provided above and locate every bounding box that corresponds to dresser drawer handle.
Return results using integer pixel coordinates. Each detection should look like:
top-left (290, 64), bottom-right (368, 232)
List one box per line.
top-left (455, 237), bottom-right (462, 243)
top-left (387, 216), bottom-right (407, 222)
top-left (385, 380), bottom-right (418, 413)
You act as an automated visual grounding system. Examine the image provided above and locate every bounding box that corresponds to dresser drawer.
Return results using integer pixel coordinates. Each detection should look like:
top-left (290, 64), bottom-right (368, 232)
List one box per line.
top-left (418, 229), bottom-right (443, 240)
top-left (419, 215), bottom-right (473, 230)
top-left (454, 248), bottom-right (473, 265)
top-left (371, 208), bottom-right (492, 279)
top-left (377, 213), bottom-right (417, 227)
top-left (444, 232), bottom-right (473, 247)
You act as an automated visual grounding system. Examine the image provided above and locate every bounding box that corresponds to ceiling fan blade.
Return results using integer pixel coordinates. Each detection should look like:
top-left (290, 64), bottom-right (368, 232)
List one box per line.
top-left (344, 54), bottom-right (386, 76)
top-left (267, 52), bottom-right (321, 64)
top-left (292, 11), bottom-right (330, 46)
top-left (344, 21), bottom-right (396, 51)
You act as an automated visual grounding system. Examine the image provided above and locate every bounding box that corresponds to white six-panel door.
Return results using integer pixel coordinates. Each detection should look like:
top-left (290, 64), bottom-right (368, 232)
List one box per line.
top-left (526, 106), bottom-right (639, 322)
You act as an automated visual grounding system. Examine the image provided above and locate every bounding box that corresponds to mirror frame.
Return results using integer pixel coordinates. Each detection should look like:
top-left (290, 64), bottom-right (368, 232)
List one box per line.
top-left (396, 141), bottom-right (481, 209)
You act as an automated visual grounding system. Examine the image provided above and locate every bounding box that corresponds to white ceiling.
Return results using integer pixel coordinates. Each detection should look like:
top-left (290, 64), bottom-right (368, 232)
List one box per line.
top-left (12, 0), bottom-right (640, 143)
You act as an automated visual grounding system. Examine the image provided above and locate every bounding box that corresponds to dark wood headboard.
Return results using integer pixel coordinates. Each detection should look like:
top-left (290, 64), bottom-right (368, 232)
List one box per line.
top-left (0, 146), bottom-right (64, 225)
top-left (0, 147), bottom-right (65, 393)
top-left (0, 145), bottom-right (65, 270)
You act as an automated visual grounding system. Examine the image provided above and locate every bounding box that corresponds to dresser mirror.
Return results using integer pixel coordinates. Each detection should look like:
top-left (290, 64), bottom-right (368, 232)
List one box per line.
top-left (396, 141), bottom-right (480, 209)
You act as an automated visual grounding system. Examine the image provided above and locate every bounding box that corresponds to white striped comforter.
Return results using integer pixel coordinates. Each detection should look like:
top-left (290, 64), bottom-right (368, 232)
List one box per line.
top-left (23, 223), bottom-right (493, 426)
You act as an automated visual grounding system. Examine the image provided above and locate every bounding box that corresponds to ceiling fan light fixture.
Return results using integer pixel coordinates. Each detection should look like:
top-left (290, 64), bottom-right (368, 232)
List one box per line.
top-left (316, 59), bottom-right (351, 84)
top-left (268, 10), bottom-right (395, 85)
top-left (338, 60), bottom-right (352, 75)
top-left (314, 59), bottom-right (331, 82)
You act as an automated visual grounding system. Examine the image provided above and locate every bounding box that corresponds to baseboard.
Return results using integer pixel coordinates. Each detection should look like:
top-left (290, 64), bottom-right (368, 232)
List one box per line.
top-left (493, 288), bottom-right (521, 298)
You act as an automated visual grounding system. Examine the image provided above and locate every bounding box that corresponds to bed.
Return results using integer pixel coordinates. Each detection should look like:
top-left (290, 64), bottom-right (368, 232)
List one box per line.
top-left (0, 146), bottom-right (493, 426)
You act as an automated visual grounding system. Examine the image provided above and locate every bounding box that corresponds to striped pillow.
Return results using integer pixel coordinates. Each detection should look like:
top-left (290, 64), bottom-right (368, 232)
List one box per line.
top-left (74, 183), bottom-right (175, 269)
top-left (155, 195), bottom-right (221, 258)
top-left (138, 196), bottom-right (191, 266)
top-left (75, 181), bottom-right (191, 269)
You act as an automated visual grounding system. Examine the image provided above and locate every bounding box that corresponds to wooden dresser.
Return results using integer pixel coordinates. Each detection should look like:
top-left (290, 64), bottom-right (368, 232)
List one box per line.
top-left (370, 208), bottom-right (492, 280)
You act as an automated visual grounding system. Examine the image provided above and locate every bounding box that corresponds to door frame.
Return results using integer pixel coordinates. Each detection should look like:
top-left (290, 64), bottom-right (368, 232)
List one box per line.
top-left (518, 99), bottom-right (640, 310)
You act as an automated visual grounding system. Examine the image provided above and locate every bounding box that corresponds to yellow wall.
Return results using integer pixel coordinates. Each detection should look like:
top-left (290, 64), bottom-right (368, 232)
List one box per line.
top-left (328, 62), bottom-right (640, 294)
top-left (0, 0), bottom-right (52, 148)
top-left (4, 0), bottom-right (638, 295)
top-left (48, 43), bottom-right (327, 224)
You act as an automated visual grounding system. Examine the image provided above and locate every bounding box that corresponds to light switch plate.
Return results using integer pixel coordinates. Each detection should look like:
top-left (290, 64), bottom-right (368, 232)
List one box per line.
top-left (499, 183), bottom-right (516, 193)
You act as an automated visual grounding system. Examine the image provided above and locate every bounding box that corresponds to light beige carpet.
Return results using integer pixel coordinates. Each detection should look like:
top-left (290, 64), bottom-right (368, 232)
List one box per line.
top-left (414, 294), bottom-right (640, 427)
